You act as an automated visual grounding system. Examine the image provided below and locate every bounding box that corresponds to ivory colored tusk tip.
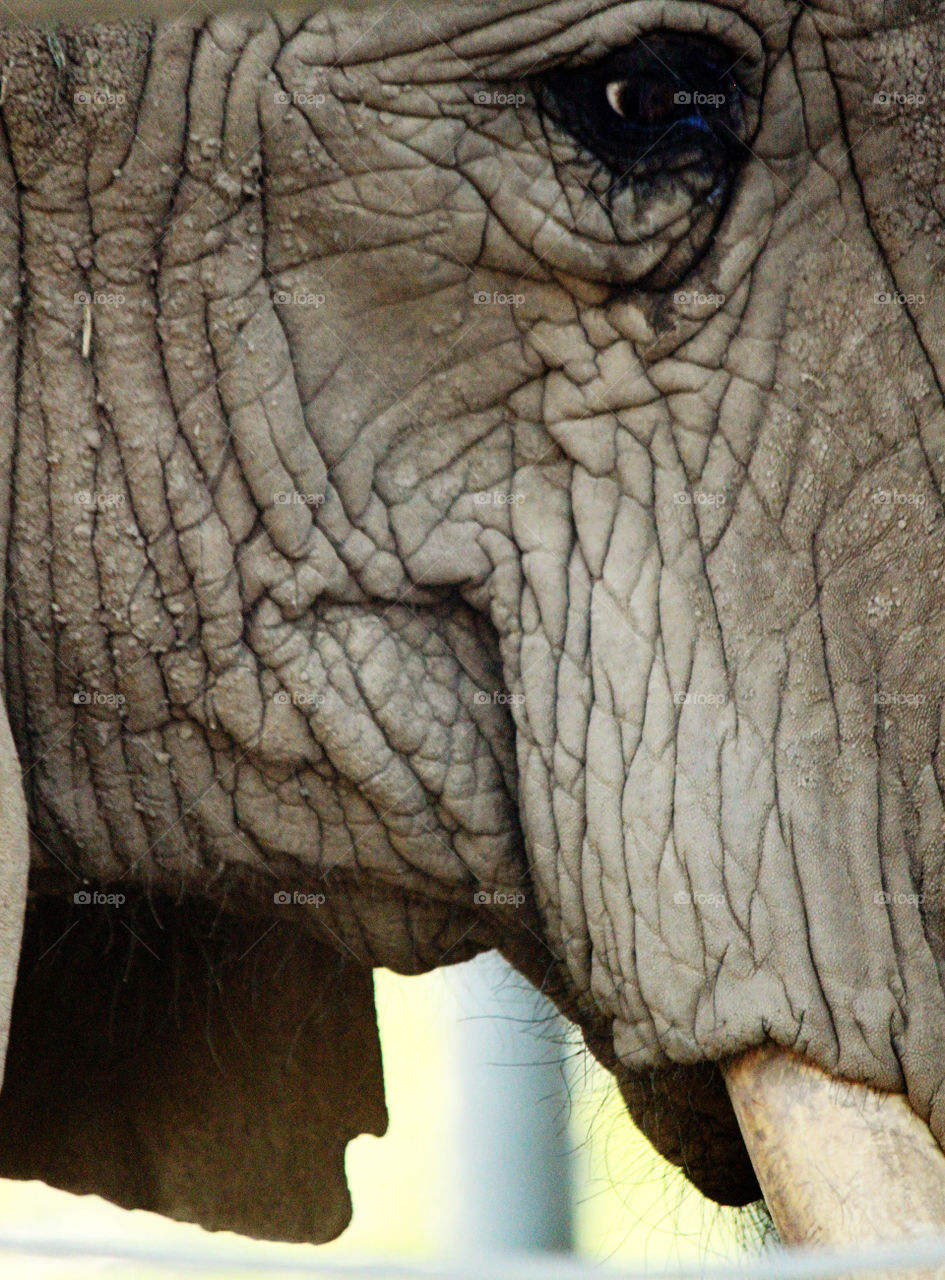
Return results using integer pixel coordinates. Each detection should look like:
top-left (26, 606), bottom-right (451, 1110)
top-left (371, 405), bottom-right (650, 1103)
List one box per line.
top-left (724, 1043), bottom-right (945, 1273)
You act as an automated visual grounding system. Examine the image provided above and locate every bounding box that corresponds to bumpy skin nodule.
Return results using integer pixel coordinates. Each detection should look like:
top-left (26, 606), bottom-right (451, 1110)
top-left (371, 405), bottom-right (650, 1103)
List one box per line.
top-left (2, 0), bottom-right (945, 1209)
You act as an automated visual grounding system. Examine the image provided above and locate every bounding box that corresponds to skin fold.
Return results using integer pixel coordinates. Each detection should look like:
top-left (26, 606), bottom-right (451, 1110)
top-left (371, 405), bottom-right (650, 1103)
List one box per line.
top-left (0, 0), bottom-right (941, 1236)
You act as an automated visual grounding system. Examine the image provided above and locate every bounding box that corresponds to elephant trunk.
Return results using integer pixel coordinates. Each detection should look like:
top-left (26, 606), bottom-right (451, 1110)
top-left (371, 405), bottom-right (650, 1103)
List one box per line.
top-left (725, 1045), bottom-right (945, 1276)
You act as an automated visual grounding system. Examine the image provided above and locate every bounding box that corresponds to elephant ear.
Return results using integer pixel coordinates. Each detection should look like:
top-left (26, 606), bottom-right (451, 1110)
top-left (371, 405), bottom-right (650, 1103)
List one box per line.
top-left (0, 892), bottom-right (387, 1243)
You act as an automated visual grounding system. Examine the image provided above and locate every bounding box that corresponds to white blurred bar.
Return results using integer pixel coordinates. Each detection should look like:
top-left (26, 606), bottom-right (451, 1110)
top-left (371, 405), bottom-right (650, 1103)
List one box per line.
top-left (7, 1235), bottom-right (945, 1278)
top-left (447, 951), bottom-right (574, 1255)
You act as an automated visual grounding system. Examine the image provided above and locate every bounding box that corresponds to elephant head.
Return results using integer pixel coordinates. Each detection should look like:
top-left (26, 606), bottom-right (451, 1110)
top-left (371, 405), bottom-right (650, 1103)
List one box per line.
top-left (0, 0), bottom-right (942, 1251)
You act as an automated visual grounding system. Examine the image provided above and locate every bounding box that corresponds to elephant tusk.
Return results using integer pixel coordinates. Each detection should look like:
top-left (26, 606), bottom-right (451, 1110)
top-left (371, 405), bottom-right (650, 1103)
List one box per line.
top-left (724, 1044), bottom-right (945, 1267)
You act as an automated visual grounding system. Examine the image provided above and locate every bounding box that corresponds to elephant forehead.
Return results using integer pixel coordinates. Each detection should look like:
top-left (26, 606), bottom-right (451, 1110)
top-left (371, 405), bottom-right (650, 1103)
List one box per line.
top-left (325, 0), bottom-right (783, 35)
top-left (319, 0), bottom-right (927, 46)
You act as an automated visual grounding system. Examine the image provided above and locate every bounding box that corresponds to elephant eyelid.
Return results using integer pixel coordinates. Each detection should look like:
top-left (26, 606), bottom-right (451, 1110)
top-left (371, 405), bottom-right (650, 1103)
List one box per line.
top-left (530, 31), bottom-right (750, 198)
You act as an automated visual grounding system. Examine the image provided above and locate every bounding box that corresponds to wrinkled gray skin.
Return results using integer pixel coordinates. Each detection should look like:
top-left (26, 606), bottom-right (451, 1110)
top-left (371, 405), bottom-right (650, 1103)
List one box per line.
top-left (0, 0), bottom-right (943, 1235)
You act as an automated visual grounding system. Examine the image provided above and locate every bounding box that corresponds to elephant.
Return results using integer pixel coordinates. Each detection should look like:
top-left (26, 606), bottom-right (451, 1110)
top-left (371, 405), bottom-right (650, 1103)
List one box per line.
top-left (0, 0), bottom-right (942, 1255)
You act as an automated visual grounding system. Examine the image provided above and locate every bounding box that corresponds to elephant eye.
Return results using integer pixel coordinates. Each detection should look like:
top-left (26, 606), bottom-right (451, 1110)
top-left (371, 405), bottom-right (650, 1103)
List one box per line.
top-left (534, 32), bottom-right (747, 196)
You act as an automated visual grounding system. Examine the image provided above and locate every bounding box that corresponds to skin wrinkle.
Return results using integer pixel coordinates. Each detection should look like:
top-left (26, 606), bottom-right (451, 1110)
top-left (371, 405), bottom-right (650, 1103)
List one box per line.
top-left (829, 70), bottom-right (945, 535)
top-left (8, 47), bottom-right (159, 867)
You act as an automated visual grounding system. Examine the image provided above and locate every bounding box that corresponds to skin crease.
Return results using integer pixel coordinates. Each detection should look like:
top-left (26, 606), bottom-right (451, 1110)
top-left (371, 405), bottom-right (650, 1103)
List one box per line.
top-left (0, 0), bottom-right (941, 1235)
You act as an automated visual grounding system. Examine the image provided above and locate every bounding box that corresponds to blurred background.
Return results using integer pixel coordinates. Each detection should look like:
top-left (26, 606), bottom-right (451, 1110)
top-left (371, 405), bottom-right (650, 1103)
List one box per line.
top-left (0, 953), bottom-right (769, 1277)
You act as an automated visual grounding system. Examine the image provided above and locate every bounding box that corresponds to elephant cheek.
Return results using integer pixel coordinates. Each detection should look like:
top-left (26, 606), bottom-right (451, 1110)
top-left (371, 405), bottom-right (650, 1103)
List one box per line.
top-left (492, 417), bottom-right (945, 1210)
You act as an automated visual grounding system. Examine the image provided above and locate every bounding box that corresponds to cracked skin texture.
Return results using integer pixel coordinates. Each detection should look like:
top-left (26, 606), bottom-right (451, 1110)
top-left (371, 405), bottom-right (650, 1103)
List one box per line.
top-left (0, 0), bottom-right (941, 1240)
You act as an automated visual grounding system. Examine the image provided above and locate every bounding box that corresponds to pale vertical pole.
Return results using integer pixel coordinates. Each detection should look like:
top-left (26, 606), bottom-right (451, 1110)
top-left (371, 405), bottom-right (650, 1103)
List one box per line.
top-left (445, 951), bottom-right (575, 1254)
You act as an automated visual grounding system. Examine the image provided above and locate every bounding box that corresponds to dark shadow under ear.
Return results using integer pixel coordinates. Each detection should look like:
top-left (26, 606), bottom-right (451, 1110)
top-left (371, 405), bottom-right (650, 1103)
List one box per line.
top-left (0, 890), bottom-right (387, 1243)
top-left (618, 1059), bottom-right (759, 1207)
